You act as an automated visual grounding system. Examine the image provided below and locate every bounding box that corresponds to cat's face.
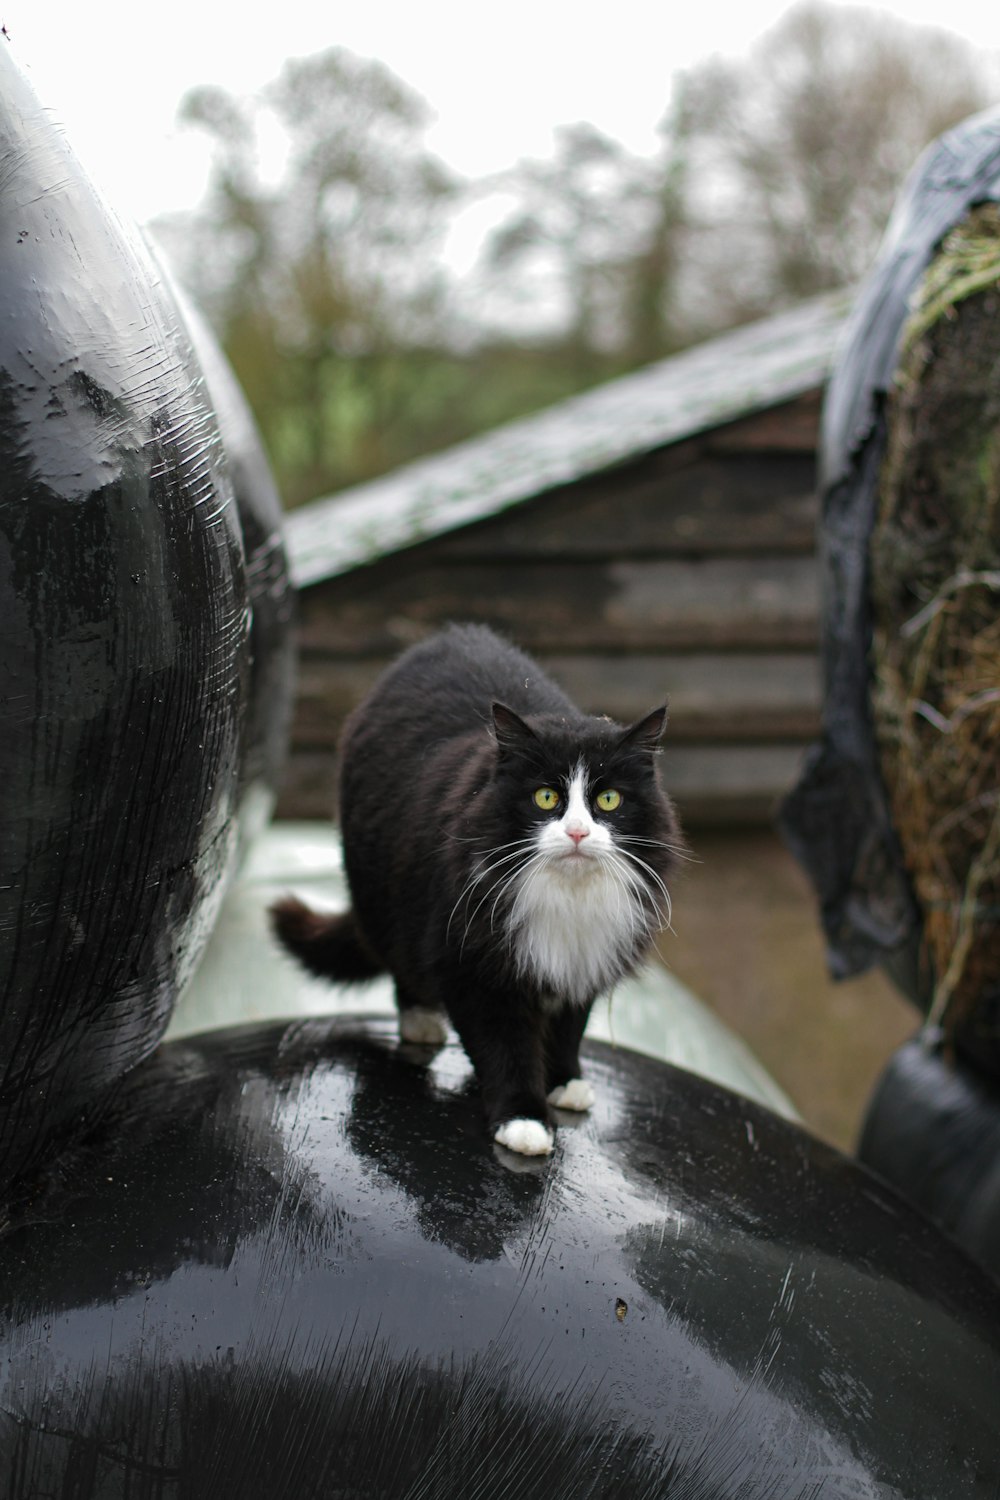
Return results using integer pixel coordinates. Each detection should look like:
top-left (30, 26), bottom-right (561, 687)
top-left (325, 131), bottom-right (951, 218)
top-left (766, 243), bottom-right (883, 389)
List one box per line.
top-left (476, 703), bottom-right (680, 999)
top-left (529, 761), bottom-right (621, 875)
top-left (489, 702), bottom-right (675, 868)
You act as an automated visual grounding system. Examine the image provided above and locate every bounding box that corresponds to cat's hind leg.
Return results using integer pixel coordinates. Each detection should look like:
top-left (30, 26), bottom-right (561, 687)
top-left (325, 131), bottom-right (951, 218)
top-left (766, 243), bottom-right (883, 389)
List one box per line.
top-left (395, 985), bottom-right (448, 1046)
top-left (545, 1003), bottom-right (595, 1112)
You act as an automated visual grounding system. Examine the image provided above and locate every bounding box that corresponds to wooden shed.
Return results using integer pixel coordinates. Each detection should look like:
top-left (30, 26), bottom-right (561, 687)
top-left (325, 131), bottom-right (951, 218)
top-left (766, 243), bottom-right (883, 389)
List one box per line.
top-left (278, 291), bottom-right (851, 826)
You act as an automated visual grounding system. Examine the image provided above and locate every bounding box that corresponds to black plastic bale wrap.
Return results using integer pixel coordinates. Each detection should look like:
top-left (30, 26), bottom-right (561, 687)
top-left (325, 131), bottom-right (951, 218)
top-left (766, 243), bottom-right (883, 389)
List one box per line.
top-left (173, 282), bottom-right (296, 853)
top-left (779, 107), bottom-right (1000, 1271)
top-left (779, 105), bottom-right (1000, 1034)
top-left (0, 44), bottom-right (292, 1188)
top-left (3, 1017), bottom-right (1000, 1499)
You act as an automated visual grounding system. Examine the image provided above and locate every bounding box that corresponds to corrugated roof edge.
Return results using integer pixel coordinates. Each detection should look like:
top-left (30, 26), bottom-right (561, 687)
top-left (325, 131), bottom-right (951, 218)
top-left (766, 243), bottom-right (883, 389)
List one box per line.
top-left (286, 289), bottom-right (853, 588)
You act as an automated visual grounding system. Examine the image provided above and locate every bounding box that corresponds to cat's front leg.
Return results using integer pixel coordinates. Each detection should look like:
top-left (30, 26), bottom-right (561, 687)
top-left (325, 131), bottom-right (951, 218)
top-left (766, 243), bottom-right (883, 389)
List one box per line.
top-left (545, 1001), bottom-right (596, 1113)
top-left (450, 997), bottom-right (554, 1156)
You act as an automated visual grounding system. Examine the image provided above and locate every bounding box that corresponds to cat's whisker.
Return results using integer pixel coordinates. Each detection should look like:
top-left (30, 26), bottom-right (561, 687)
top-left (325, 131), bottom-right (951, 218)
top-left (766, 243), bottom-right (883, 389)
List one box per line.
top-left (604, 860), bottom-right (630, 934)
top-left (457, 873), bottom-right (517, 950)
top-left (464, 840), bottom-right (538, 886)
top-left (478, 836), bottom-right (539, 857)
top-left (601, 859), bottom-right (645, 945)
top-left (619, 834), bottom-right (697, 864)
top-left (603, 849), bottom-right (669, 936)
top-left (500, 852), bottom-right (550, 934)
top-left (458, 846), bottom-right (541, 947)
top-left (505, 853), bottom-right (571, 948)
top-left (613, 863), bottom-right (658, 940)
top-left (458, 878), bottom-right (511, 953)
top-left (446, 840), bottom-right (538, 938)
top-left (618, 846), bottom-right (672, 909)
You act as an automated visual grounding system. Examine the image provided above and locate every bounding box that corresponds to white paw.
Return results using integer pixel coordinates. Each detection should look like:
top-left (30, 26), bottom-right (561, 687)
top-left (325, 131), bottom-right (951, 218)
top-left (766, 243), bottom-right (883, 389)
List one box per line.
top-left (399, 1008), bottom-right (448, 1045)
top-left (494, 1118), bottom-right (555, 1156)
top-left (547, 1078), bottom-right (595, 1112)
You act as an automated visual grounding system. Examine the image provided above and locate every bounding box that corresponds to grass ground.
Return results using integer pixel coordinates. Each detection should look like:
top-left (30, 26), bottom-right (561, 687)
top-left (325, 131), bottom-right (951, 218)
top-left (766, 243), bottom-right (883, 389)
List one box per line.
top-left (657, 827), bottom-right (917, 1152)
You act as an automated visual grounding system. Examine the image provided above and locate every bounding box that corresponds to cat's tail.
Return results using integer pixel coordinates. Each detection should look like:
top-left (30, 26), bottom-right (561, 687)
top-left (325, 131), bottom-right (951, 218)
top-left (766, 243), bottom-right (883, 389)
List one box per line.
top-left (270, 897), bottom-right (385, 982)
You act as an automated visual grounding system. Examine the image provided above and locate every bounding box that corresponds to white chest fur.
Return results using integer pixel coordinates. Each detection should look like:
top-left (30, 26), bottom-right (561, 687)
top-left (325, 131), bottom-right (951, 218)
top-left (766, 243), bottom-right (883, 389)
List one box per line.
top-left (507, 767), bottom-right (650, 1003)
top-left (509, 863), bottom-right (642, 1002)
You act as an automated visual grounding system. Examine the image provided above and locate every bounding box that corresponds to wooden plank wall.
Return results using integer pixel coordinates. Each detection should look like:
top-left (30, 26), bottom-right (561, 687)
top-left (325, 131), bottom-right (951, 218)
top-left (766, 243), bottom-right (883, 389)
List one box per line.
top-left (277, 391), bottom-right (823, 825)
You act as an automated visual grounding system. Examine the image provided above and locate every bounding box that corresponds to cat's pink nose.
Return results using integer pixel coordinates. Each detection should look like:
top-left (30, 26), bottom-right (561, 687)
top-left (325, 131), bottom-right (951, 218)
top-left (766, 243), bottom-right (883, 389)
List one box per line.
top-left (565, 826), bottom-right (589, 845)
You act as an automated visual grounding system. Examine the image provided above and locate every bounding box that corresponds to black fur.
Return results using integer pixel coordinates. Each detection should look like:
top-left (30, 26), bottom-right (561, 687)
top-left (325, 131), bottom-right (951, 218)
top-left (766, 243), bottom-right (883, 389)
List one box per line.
top-left (271, 624), bottom-right (681, 1147)
top-left (270, 900), bottom-right (382, 981)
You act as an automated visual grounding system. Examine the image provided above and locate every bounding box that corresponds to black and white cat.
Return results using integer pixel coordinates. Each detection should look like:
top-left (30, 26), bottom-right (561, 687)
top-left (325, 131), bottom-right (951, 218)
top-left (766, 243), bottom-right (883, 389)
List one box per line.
top-left (272, 624), bottom-right (681, 1155)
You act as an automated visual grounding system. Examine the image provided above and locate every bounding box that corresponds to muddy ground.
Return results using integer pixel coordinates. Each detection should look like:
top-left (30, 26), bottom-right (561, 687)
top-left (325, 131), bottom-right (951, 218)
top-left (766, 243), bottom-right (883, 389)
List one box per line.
top-left (657, 828), bottom-right (917, 1152)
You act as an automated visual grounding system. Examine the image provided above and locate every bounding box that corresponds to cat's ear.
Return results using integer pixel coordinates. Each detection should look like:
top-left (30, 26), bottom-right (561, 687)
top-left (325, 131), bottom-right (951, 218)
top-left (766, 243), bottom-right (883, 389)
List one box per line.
top-left (618, 705), bottom-right (668, 754)
top-left (491, 702), bottom-right (538, 754)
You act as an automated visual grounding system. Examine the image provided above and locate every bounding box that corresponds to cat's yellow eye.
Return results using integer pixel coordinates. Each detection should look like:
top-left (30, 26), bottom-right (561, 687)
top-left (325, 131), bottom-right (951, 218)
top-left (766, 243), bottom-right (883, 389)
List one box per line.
top-left (533, 787), bottom-right (560, 811)
top-left (595, 789), bottom-right (622, 812)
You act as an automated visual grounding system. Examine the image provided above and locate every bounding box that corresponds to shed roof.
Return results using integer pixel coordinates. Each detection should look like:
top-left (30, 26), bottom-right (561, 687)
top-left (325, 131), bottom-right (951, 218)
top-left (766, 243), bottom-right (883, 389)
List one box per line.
top-left (286, 290), bottom-right (851, 588)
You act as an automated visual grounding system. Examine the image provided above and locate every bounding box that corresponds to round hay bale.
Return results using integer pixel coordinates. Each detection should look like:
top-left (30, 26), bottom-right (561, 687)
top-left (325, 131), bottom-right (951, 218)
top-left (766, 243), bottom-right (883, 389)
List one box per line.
top-left (871, 203), bottom-right (1000, 1072)
top-left (777, 110), bottom-right (1000, 1262)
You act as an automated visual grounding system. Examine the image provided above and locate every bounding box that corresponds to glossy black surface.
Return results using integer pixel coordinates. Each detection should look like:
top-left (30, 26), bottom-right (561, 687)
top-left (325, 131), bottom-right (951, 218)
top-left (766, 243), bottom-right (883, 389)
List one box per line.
top-left (2, 1016), bottom-right (998, 1498)
top-left (176, 285), bottom-right (296, 853)
top-left (779, 107), bottom-right (1000, 993)
top-left (860, 1034), bottom-right (1000, 1279)
top-left (0, 47), bottom-right (252, 1185)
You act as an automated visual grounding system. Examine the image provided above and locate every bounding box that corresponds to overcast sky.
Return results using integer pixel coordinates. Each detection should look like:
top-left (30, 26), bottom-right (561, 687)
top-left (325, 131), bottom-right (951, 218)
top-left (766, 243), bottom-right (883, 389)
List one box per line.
top-left (3, 0), bottom-right (1000, 226)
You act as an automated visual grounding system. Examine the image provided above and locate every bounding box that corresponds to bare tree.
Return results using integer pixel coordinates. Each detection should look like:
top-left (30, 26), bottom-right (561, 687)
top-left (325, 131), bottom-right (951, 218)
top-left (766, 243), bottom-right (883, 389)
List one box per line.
top-left (156, 49), bottom-right (457, 504)
top-left (676, 0), bottom-right (996, 325)
top-left (476, 122), bottom-right (688, 373)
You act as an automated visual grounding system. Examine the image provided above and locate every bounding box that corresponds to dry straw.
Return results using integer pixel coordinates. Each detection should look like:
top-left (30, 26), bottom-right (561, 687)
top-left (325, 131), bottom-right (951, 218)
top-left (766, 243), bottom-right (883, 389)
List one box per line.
top-left (871, 204), bottom-right (1000, 1061)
